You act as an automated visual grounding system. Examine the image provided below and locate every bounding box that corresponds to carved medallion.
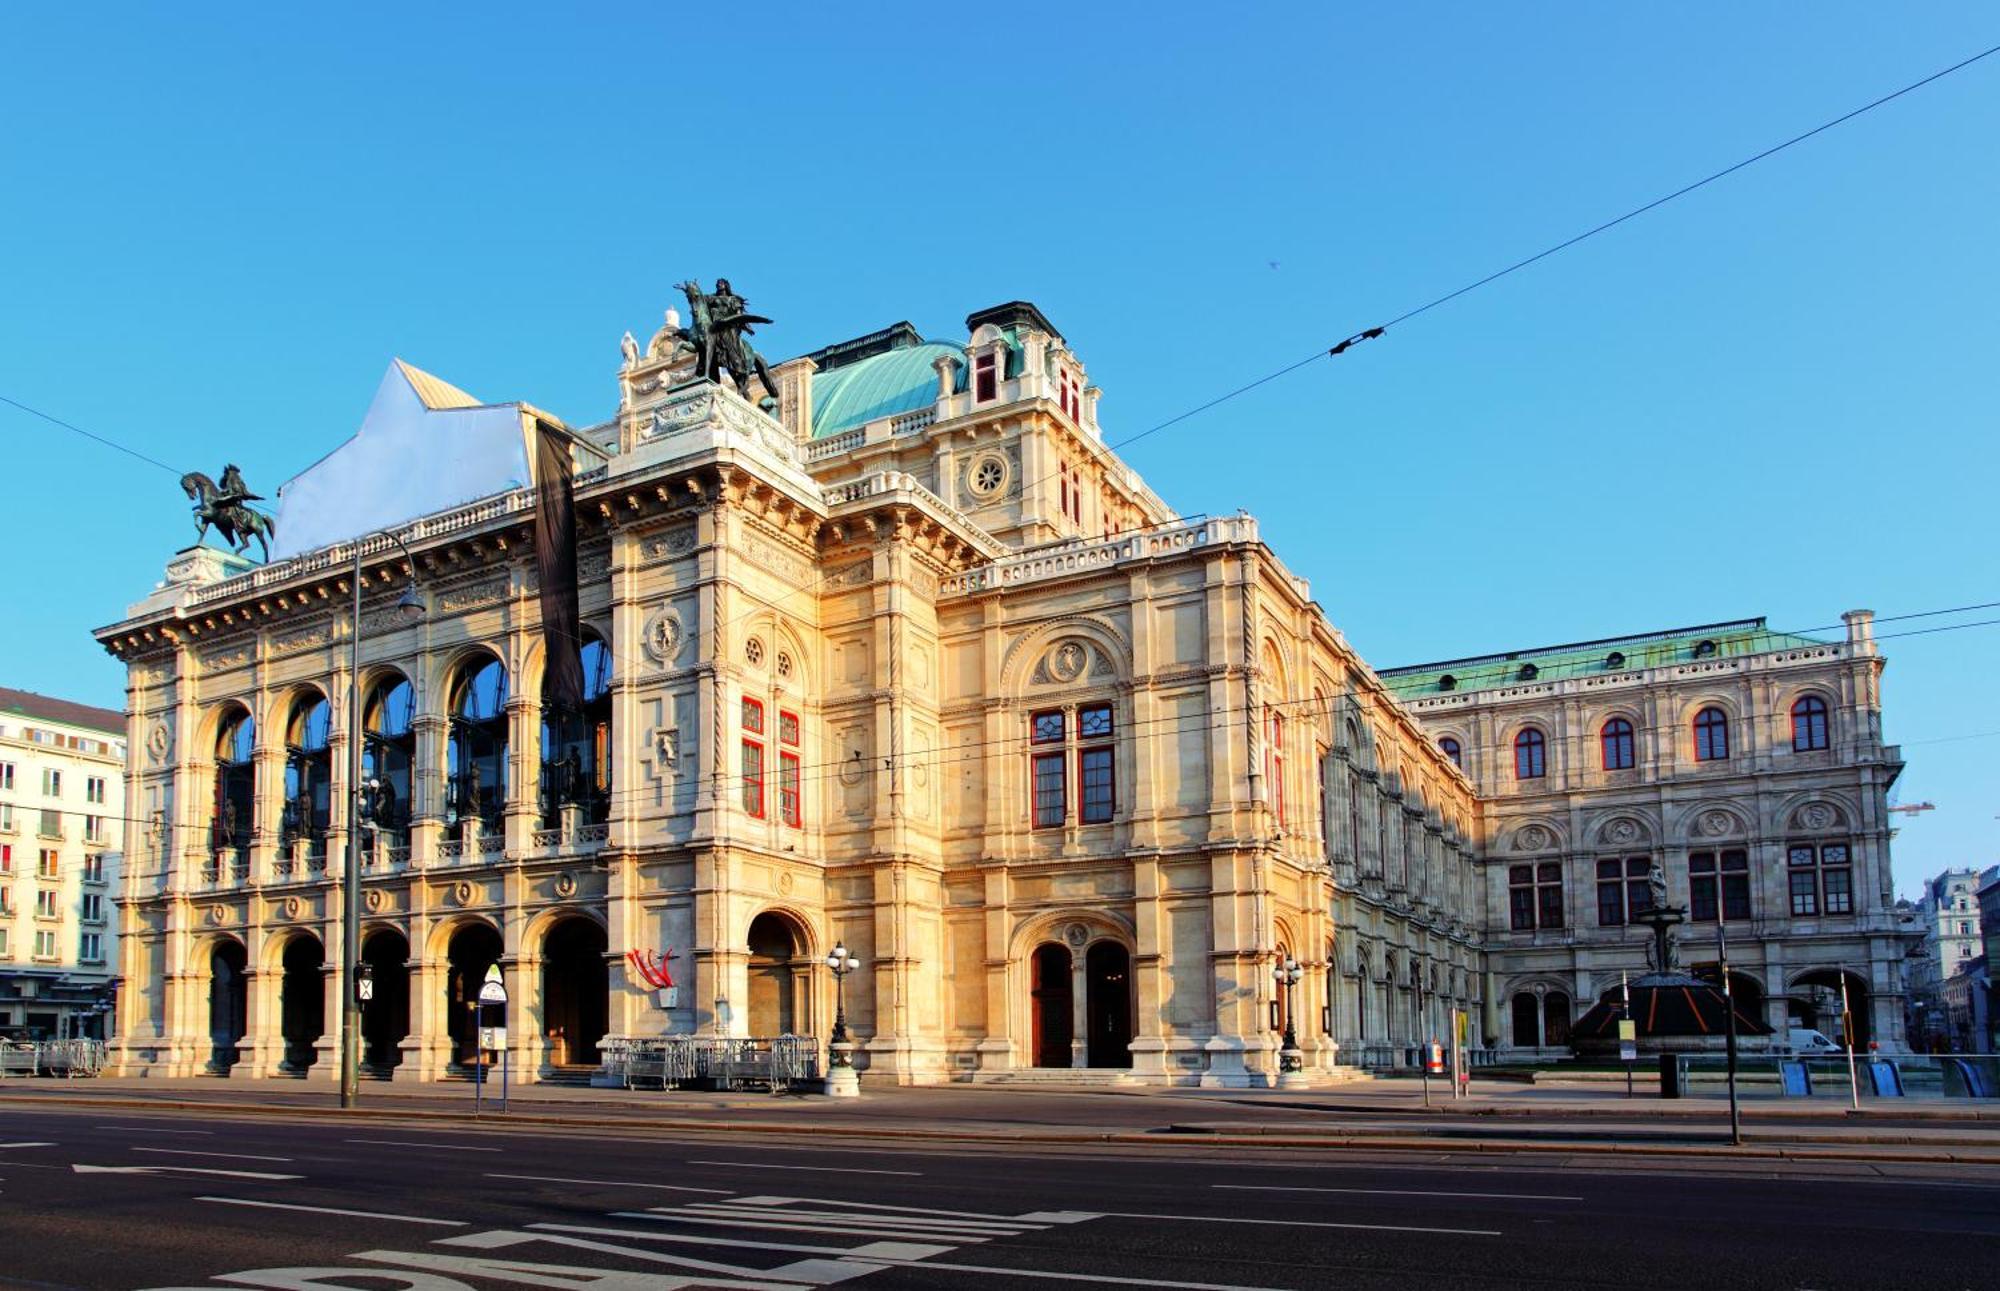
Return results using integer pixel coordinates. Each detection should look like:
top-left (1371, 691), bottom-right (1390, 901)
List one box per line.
top-left (777, 871), bottom-right (796, 896)
top-left (1049, 641), bottom-right (1087, 683)
top-left (1697, 810), bottom-right (1736, 838)
top-left (145, 720), bottom-right (173, 766)
top-left (641, 609), bottom-right (684, 665)
top-left (1064, 922), bottom-right (1089, 948)
top-left (207, 904), bottom-right (227, 926)
top-left (1514, 825), bottom-right (1550, 852)
top-left (364, 889), bottom-right (386, 914)
top-left (554, 872), bottom-right (578, 899)
top-left (282, 896), bottom-right (302, 920)
top-left (1799, 803), bottom-right (1837, 831)
top-left (452, 880), bottom-right (474, 906)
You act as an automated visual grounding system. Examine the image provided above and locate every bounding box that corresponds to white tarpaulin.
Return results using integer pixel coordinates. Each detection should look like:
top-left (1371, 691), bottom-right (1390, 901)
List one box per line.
top-left (270, 359), bottom-right (534, 560)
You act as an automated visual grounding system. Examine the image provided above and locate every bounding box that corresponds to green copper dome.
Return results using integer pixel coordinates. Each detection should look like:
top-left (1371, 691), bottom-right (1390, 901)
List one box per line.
top-left (809, 341), bottom-right (963, 439)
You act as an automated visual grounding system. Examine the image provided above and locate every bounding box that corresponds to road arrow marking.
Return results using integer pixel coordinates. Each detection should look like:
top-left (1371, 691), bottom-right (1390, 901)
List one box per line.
top-left (72, 1163), bottom-right (301, 1180)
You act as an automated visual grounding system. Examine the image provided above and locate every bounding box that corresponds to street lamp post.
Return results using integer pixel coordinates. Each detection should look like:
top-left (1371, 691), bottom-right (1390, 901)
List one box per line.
top-left (1273, 954), bottom-right (1306, 1088)
top-left (823, 941), bottom-right (859, 1098)
top-left (340, 532), bottom-right (426, 1110)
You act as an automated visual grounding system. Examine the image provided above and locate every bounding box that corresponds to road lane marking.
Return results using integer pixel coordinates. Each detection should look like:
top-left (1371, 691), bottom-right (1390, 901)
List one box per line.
top-left (72, 1163), bottom-right (301, 1180)
top-left (0, 1142), bottom-right (55, 1149)
top-left (685, 1159), bottom-right (920, 1176)
top-left (868, 1257), bottom-right (1295, 1289)
top-left (621, 1209), bottom-right (1011, 1242)
top-left (484, 1172), bottom-right (731, 1194)
top-left (134, 1147), bottom-right (294, 1163)
top-left (760, 1195), bottom-right (1070, 1222)
top-left (94, 1125), bottom-right (211, 1135)
top-left (346, 1138), bottom-right (501, 1152)
top-left (686, 1201), bottom-right (1039, 1235)
top-left (1214, 1183), bottom-right (1585, 1201)
top-left (196, 1196), bottom-right (467, 1226)
top-left (530, 1221), bottom-right (956, 1261)
top-left (1099, 1210), bottom-right (1501, 1237)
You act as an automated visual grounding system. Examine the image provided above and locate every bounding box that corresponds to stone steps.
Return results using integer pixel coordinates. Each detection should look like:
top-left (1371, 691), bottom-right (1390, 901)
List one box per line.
top-left (964, 1067), bottom-right (1139, 1087)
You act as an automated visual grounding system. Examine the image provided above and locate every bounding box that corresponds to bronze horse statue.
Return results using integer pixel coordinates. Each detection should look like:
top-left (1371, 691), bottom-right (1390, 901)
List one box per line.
top-left (678, 279), bottom-right (780, 406)
top-left (181, 471), bottom-right (275, 562)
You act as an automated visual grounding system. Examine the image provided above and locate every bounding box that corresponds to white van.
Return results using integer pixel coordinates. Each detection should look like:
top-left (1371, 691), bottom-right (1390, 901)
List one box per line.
top-left (1788, 1028), bottom-right (1842, 1053)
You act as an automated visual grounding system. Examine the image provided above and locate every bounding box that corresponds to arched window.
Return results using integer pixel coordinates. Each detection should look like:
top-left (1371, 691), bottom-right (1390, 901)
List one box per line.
top-left (448, 655), bottom-right (509, 834)
top-left (1694, 706), bottom-right (1730, 761)
top-left (281, 693), bottom-right (332, 868)
top-left (1791, 695), bottom-right (1830, 752)
top-left (541, 633), bottom-right (613, 828)
top-left (1513, 728), bottom-right (1546, 780)
top-left (211, 708), bottom-right (256, 868)
top-left (363, 673), bottom-right (415, 845)
top-left (1600, 717), bottom-right (1635, 771)
top-left (1439, 736), bottom-right (1462, 768)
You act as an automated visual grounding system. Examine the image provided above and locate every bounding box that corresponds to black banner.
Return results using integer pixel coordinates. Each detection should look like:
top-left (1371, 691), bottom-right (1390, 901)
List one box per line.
top-left (533, 418), bottom-right (585, 719)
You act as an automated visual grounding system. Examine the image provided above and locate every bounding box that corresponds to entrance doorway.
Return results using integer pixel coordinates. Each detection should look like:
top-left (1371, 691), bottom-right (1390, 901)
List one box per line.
top-left (1031, 943), bottom-right (1073, 1067)
top-left (1085, 942), bottom-right (1133, 1069)
top-left (1791, 969), bottom-right (1871, 1049)
top-left (445, 922), bottom-right (503, 1066)
top-left (278, 934), bottom-right (325, 1072)
top-left (208, 940), bottom-right (248, 1073)
top-left (361, 928), bottom-right (410, 1074)
top-left (747, 913), bottom-right (807, 1037)
top-left (541, 917), bottom-right (609, 1066)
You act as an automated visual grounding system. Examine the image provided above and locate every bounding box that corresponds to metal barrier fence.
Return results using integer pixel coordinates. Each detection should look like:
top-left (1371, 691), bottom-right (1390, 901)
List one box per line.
top-left (1679, 1053), bottom-right (2000, 1099)
top-left (0, 1039), bottom-right (107, 1078)
top-left (599, 1035), bottom-right (823, 1093)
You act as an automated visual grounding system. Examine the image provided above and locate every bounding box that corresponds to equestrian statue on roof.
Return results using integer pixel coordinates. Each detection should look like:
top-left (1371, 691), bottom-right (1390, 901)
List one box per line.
top-left (678, 278), bottom-right (780, 409)
top-left (181, 462), bottom-right (277, 562)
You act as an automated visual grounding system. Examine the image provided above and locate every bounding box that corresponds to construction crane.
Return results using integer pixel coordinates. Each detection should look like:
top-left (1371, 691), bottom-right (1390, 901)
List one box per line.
top-left (1887, 802), bottom-right (1936, 816)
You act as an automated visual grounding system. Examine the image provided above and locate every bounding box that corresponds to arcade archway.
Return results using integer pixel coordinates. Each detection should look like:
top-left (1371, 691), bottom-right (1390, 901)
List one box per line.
top-left (541, 916), bottom-right (609, 1067)
top-left (277, 933), bottom-right (325, 1073)
top-left (360, 928), bottom-right (410, 1074)
top-left (747, 912), bottom-right (809, 1037)
top-left (1031, 943), bottom-right (1073, 1067)
top-left (207, 940), bottom-right (248, 1073)
top-left (1791, 969), bottom-right (1871, 1049)
top-left (445, 922), bottom-right (503, 1067)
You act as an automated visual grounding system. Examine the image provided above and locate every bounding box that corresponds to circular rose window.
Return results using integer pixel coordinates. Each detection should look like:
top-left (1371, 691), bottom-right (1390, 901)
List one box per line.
top-left (968, 452), bottom-right (1009, 499)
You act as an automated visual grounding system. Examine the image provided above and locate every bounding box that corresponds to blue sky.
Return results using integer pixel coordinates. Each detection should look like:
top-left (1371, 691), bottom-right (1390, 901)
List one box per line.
top-left (2, 5), bottom-right (1994, 894)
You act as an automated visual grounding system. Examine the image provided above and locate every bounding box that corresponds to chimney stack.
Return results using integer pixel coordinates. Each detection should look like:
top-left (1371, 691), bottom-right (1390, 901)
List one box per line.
top-left (1842, 609), bottom-right (1876, 649)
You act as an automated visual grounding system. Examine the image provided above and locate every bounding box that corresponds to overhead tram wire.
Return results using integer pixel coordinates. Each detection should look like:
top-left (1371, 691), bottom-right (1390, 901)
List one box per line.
top-left (459, 604), bottom-right (2000, 817)
top-left (86, 608), bottom-right (2000, 880)
top-left (0, 393), bottom-right (184, 477)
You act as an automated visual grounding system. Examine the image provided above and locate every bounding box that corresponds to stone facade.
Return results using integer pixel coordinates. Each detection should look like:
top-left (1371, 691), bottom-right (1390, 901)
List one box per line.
top-left (94, 296), bottom-right (1913, 1086)
top-left (1381, 617), bottom-right (1916, 1054)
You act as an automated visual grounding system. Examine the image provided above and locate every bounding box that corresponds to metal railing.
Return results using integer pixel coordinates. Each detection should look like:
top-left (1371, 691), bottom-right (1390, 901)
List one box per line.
top-left (0, 1039), bottom-right (107, 1078)
top-left (601, 1035), bottom-right (823, 1093)
top-left (1678, 1053), bottom-right (2000, 1099)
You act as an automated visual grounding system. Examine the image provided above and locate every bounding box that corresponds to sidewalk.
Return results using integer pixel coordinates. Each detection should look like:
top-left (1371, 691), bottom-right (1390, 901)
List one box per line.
top-left (4, 1075), bottom-right (1999, 1162)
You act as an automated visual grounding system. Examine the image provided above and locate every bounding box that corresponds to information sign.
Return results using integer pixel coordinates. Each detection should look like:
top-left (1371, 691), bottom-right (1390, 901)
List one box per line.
top-left (479, 1026), bottom-right (507, 1050)
top-left (478, 964), bottom-right (508, 1005)
top-left (1617, 1019), bottom-right (1636, 1042)
top-left (1619, 1041), bottom-right (1638, 1062)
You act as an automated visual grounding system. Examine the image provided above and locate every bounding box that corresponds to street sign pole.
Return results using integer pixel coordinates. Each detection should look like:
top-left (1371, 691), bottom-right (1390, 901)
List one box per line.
top-left (1840, 972), bottom-right (1861, 1112)
top-left (1621, 972), bottom-right (1634, 1099)
top-left (473, 1000), bottom-right (483, 1117)
top-left (1719, 924), bottom-right (1742, 1146)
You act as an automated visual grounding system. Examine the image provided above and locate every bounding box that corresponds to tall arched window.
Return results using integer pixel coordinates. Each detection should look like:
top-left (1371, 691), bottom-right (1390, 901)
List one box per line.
top-left (1439, 736), bottom-right (1462, 768)
top-left (281, 693), bottom-right (331, 868)
top-left (1791, 695), bottom-right (1829, 752)
top-left (1513, 728), bottom-right (1546, 780)
top-left (541, 633), bottom-right (613, 827)
top-left (1600, 717), bottom-right (1635, 771)
top-left (1693, 706), bottom-right (1730, 761)
top-left (363, 673), bottom-right (415, 846)
top-left (211, 708), bottom-right (256, 868)
top-left (448, 655), bottom-right (509, 834)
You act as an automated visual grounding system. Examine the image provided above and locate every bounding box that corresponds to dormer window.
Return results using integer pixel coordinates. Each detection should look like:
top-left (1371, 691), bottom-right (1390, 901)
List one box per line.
top-left (1517, 663), bottom-right (1539, 681)
top-left (1438, 674), bottom-right (1456, 692)
top-left (1693, 639), bottom-right (1718, 659)
top-left (1605, 651), bottom-right (1626, 669)
top-left (974, 351), bottom-right (998, 403)
top-left (1058, 368), bottom-right (1081, 421)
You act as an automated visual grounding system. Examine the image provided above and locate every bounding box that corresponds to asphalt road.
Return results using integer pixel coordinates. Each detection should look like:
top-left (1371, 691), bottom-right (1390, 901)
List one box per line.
top-left (0, 1104), bottom-right (1995, 1290)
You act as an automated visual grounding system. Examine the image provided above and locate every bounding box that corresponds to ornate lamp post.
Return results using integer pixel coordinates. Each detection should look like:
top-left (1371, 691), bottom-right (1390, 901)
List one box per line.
top-left (340, 533), bottom-right (425, 1110)
top-left (1274, 954), bottom-right (1306, 1087)
top-left (823, 941), bottom-right (860, 1098)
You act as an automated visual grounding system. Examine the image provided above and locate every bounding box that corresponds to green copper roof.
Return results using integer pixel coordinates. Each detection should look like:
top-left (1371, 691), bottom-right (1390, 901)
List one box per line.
top-left (809, 341), bottom-right (964, 439)
top-left (1377, 618), bottom-right (1835, 697)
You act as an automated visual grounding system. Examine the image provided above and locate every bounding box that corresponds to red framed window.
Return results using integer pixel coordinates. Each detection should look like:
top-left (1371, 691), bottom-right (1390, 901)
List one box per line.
top-left (1791, 696), bottom-right (1829, 751)
top-left (741, 739), bottom-right (765, 818)
top-left (1032, 752), bottom-right (1066, 828)
top-left (778, 710), bottom-right (800, 748)
top-left (1694, 706), bottom-right (1730, 761)
top-left (1266, 709), bottom-right (1285, 819)
top-left (974, 352), bottom-right (997, 402)
top-left (1601, 718), bottom-right (1635, 770)
top-left (779, 752), bottom-right (800, 827)
top-left (1079, 703), bottom-right (1115, 824)
top-left (740, 698), bottom-right (766, 818)
top-left (1514, 728), bottom-right (1546, 779)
